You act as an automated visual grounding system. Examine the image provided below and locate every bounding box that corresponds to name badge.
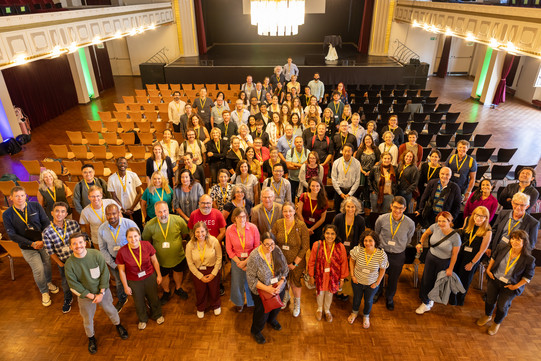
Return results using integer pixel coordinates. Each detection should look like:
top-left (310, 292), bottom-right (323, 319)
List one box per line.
top-left (61, 246), bottom-right (70, 254)
top-left (464, 246), bottom-right (473, 252)
top-left (499, 276), bottom-right (508, 283)
top-left (334, 115), bottom-right (339, 119)
top-left (362, 268), bottom-right (370, 274)
top-left (241, 252), bottom-right (248, 258)
top-left (282, 245), bottom-right (290, 251)
top-left (137, 270), bottom-right (146, 278)
top-left (339, 150), bottom-right (343, 154)
top-left (453, 173), bottom-right (460, 178)
top-left (344, 241), bottom-right (350, 246)
top-left (199, 266), bottom-right (207, 270)
top-left (223, 136), bottom-right (228, 141)
top-left (388, 241), bottom-right (396, 246)
top-left (502, 237), bottom-right (509, 244)
top-left (308, 217), bottom-right (315, 223)
top-left (113, 246), bottom-right (121, 252)
top-left (200, 110), bottom-right (205, 113)
top-left (270, 277), bottom-right (278, 284)
top-left (324, 267), bottom-right (330, 273)
top-left (162, 242), bottom-right (170, 249)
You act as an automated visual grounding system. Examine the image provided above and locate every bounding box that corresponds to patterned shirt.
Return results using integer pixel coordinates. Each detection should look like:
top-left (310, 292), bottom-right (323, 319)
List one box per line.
top-left (43, 220), bottom-right (81, 263)
top-left (209, 184), bottom-right (233, 211)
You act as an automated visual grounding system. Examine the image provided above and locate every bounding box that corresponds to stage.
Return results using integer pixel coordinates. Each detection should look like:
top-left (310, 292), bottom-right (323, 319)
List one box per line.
top-left (141, 44), bottom-right (428, 87)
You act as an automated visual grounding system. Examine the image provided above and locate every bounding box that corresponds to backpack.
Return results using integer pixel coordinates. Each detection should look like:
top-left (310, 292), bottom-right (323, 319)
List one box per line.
top-left (183, 139), bottom-right (203, 153)
top-left (311, 135), bottom-right (329, 148)
top-left (4, 138), bottom-right (22, 155)
top-left (16, 134), bottom-right (31, 145)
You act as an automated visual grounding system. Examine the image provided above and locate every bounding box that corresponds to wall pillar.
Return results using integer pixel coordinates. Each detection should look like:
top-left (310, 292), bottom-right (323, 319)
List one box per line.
top-left (67, 47), bottom-right (100, 104)
top-left (173, 0), bottom-right (199, 57)
top-left (0, 71), bottom-right (21, 141)
top-left (369, 0), bottom-right (396, 56)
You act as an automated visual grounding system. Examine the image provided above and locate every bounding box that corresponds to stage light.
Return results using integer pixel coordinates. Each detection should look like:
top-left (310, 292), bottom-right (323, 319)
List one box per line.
top-left (465, 33), bottom-right (476, 42)
top-left (429, 25), bottom-right (438, 33)
top-left (445, 28), bottom-right (453, 36)
top-left (251, 0), bottom-right (304, 36)
top-left (50, 45), bottom-right (63, 58)
top-left (412, 20), bottom-right (420, 28)
top-left (68, 42), bottom-right (78, 53)
top-left (13, 53), bottom-right (28, 65)
top-left (422, 23), bottom-right (430, 31)
top-left (129, 28), bottom-right (137, 36)
top-left (505, 41), bottom-right (517, 54)
top-left (489, 38), bottom-right (499, 49)
top-left (92, 36), bottom-right (102, 45)
top-left (114, 31), bottom-right (122, 39)
top-left (148, 23), bottom-right (156, 30)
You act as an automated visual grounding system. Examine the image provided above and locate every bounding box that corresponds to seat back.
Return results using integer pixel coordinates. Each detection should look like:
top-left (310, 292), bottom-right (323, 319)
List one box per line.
top-left (0, 240), bottom-right (23, 258)
top-left (18, 181), bottom-right (39, 197)
top-left (20, 160), bottom-right (41, 177)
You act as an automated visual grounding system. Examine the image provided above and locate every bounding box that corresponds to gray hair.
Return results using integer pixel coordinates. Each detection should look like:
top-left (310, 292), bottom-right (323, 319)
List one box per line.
top-left (512, 192), bottom-right (530, 206)
top-left (339, 197), bottom-right (363, 215)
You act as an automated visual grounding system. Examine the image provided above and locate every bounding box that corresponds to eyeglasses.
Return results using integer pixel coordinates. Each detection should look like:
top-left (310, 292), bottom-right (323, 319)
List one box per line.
top-left (263, 242), bottom-right (275, 248)
top-left (473, 214), bottom-right (487, 219)
top-left (512, 202), bottom-right (528, 208)
top-left (200, 202), bottom-right (212, 205)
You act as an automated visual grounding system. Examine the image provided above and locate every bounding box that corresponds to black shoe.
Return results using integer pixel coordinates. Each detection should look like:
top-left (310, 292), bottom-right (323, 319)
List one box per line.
top-left (252, 332), bottom-right (266, 344)
top-left (160, 291), bottom-right (172, 305)
top-left (386, 300), bottom-right (394, 311)
top-left (116, 324), bottom-right (129, 340)
top-left (62, 298), bottom-right (73, 314)
top-left (115, 298), bottom-right (128, 313)
top-left (88, 336), bottom-right (97, 354)
top-left (269, 320), bottom-right (282, 331)
top-left (336, 293), bottom-right (349, 301)
top-left (219, 284), bottom-right (225, 296)
top-left (174, 287), bottom-right (189, 300)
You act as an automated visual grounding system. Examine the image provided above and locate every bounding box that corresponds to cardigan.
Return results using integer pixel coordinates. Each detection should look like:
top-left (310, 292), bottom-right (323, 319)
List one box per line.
top-left (490, 209), bottom-right (539, 250)
top-left (489, 242), bottom-right (535, 295)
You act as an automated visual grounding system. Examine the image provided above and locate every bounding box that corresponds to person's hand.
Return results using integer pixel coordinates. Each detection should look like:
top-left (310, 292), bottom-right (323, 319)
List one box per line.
top-left (486, 270), bottom-right (495, 280)
top-left (341, 194), bottom-right (347, 199)
top-left (309, 276), bottom-right (315, 286)
top-left (156, 275), bottom-right (162, 285)
top-left (414, 211), bottom-right (420, 217)
top-left (125, 209), bottom-right (134, 216)
top-left (308, 229), bottom-right (314, 235)
top-left (339, 279), bottom-right (344, 289)
top-left (92, 293), bottom-right (104, 304)
top-left (201, 275), bottom-right (211, 283)
top-left (266, 285), bottom-right (277, 294)
top-left (504, 284), bottom-right (519, 291)
top-left (351, 276), bottom-right (358, 284)
top-left (370, 282), bottom-right (379, 289)
top-left (125, 287), bottom-right (133, 296)
top-left (32, 241), bottom-right (44, 249)
top-left (208, 152), bottom-right (214, 157)
top-left (485, 249), bottom-right (492, 257)
top-left (288, 263), bottom-right (296, 270)
top-left (445, 268), bottom-right (453, 277)
top-left (464, 262), bottom-right (473, 271)
top-left (415, 243), bottom-right (423, 252)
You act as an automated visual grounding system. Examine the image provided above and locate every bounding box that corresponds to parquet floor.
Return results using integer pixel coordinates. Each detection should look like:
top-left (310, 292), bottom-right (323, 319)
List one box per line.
top-left (1, 75), bottom-right (541, 360)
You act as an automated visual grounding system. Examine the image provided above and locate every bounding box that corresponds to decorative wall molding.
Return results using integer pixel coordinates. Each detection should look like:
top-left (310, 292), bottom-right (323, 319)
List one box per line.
top-left (0, 4), bottom-right (174, 69)
top-left (395, 1), bottom-right (541, 59)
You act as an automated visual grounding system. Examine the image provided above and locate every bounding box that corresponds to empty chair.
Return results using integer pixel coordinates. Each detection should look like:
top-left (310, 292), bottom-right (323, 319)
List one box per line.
top-left (441, 122), bottom-right (460, 135)
top-left (182, 83), bottom-right (193, 91)
top-left (20, 160), bottom-right (41, 179)
top-left (411, 97), bottom-right (424, 104)
top-left (362, 112), bottom-right (378, 122)
top-left (109, 145), bottom-right (132, 160)
top-left (158, 84), bottom-right (169, 93)
top-left (435, 134), bottom-right (453, 148)
top-left (146, 84), bottom-right (157, 91)
top-left (417, 133), bottom-right (433, 148)
top-left (444, 112), bottom-right (460, 123)
top-left (50, 144), bottom-right (75, 160)
top-left (129, 161), bottom-right (147, 177)
top-left (127, 103), bottom-right (141, 112)
top-left (98, 111), bottom-right (112, 121)
top-left (66, 131), bottom-right (87, 145)
top-left (63, 161), bottom-right (83, 180)
top-left (129, 145), bottom-right (150, 160)
top-left (149, 96), bottom-right (162, 104)
top-left (138, 132), bottom-right (155, 146)
top-left (89, 161), bottom-right (111, 177)
top-left (114, 111), bottom-right (129, 122)
top-left (205, 84), bottom-right (217, 91)
top-left (102, 132), bottom-right (123, 146)
top-left (421, 147), bottom-right (432, 162)
top-left (152, 121), bottom-right (168, 134)
top-left (395, 97), bottom-right (409, 104)
top-left (87, 120), bottom-right (104, 133)
top-left (144, 112), bottom-right (158, 122)
top-left (136, 121), bottom-right (153, 133)
top-left (134, 89), bottom-right (147, 97)
top-left (425, 97), bottom-right (438, 104)
top-left (82, 132), bottom-right (105, 145)
top-left (18, 181), bottom-right (39, 198)
top-left (377, 103), bottom-right (391, 113)
top-left (473, 134), bottom-right (491, 148)
top-left (406, 89), bottom-right (418, 97)
top-left (141, 103), bottom-right (156, 113)
top-left (89, 145), bottom-right (113, 160)
top-left (413, 113), bottom-right (428, 122)
top-left (395, 112), bottom-right (410, 123)
top-left (157, 103), bottom-right (169, 113)
top-left (122, 96), bottom-right (135, 104)
top-left (437, 148), bottom-right (453, 162)
top-left (217, 84), bottom-right (229, 91)
top-left (70, 145), bottom-right (94, 160)
top-left (129, 112), bottom-right (143, 121)
top-left (491, 164), bottom-right (513, 182)
top-left (119, 132), bottom-right (136, 145)
top-left (426, 122), bottom-right (442, 135)
top-left (102, 121), bottom-right (119, 133)
top-left (476, 164), bottom-right (490, 180)
top-left (419, 90), bottom-right (432, 97)
top-left (158, 112), bottom-right (169, 121)
top-left (422, 104), bottom-right (436, 113)
top-left (41, 160), bottom-right (63, 177)
top-left (147, 89), bottom-right (160, 98)
top-left (454, 133), bottom-right (472, 145)
top-left (459, 122), bottom-right (479, 135)
top-left (114, 103), bottom-right (128, 112)
top-left (170, 84), bottom-right (181, 92)
top-left (429, 113), bottom-right (444, 123)
top-left (119, 120), bottom-right (135, 132)
top-left (136, 96), bottom-right (148, 104)
top-left (435, 104), bottom-right (451, 113)
top-left (0, 180), bottom-right (16, 205)
top-left (474, 148), bottom-right (496, 163)
top-left (495, 148), bottom-right (518, 163)
top-left (410, 122), bottom-right (425, 134)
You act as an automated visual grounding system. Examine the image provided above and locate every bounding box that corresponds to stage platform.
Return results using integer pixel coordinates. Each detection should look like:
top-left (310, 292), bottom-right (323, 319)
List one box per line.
top-left (141, 44), bottom-right (427, 87)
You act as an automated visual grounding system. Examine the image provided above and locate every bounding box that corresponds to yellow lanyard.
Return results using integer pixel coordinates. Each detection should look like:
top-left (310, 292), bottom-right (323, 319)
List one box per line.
top-left (196, 127), bottom-right (201, 140)
top-left (84, 179), bottom-right (91, 190)
top-left (189, 142), bottom-right (197, 155)
top-left (240, 174), bottom-right (248, 185)
top-left (224, 123), bottom-right (229, 136)
top-left (468, 228), bottom-right (477, 247)
top-left (236, 227), bottom-right (246, 250)
top-left (307, 194), bottom-right (317, 216)
top-left (215, 141), bottom-right (220, 154)
top-left (390, 215), bottom-right (404, 239)
top-left (341, 134), bottom-right (347, 147)
top-left (259, 246), bottom-right (274, 276)
top-left (384, 144), bottom-right (392, 153)
top-left (323, 241), bottom-right (335, 264)
top-left (220, 186), bottom-right (228, 202)
top-left (117, 173), bottom-right (127, 193)
top-left (399, 164), bottom-right (410, 179)
top-left (364, 249), bottom-right (376, 266)
top-left (255, 149), bottom-right (263, 162)
top-left (51, 221), bottom-right (67, 245)
top-left (286, 137), bottom-right (293, 149)
top-left (234, 150), bottom-right (243, 160)
top-left (264, 206), bottom-right (275, 226)
top-left (333, 102), bottom-right (339, 115)
top-left (505, 250), bottom-right (520, 275)
top-left (13, 204), bottom-right (29, 226)
top-left (199, 97), bottom-right (207, 109)
top-left (272, 179), bottom-right (283, 196)
top-left (455, 155), bottom-right (468, 173)
top-left (345, 218), bottom-right (353, 240)
top-left (158, 217), bottom-right (170, 240)
top-left (128, 244), bottom-right (143, 271)
top-left (507, 216), bottom-right (523, 236)
top-left (109, 225), bottom-right (121, 245)
top-left (155, 160), bottom-right (164, 171)
top-left (46, 187), bottom-right (56, 202)
top-left (342, 158), bottom-right (352, 176)
top-left (196, 241), bottom-right (207, 264)
top-left (283, 219), bottom-right (294, 245)
top-left (163, 142), bottom-right (172, 157)
top-left (91, 204), bottom-right (105, 223)
top-left (427, 165), bottom-right (438, 180)
top-left (156, 188), bottom-right (164, 201)
top-left (295, 149), bottom-right (304, 163)
top-left (175, 102), bottom-right (181, 112)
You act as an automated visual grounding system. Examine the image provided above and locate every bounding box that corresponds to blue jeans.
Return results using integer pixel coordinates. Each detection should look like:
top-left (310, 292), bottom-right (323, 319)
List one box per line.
top-left (109, 266), bottom-right (127, 303)
top-left (351, 282), bottom-right (379, 316)
top-left (20, 248), bottom-right (52, 294)
top-left (58, 265), bottom-right (73, 302)
top-left (370, 193), bottom-right (394, 213)
top-left (230, 261), bottom-right (254, 307)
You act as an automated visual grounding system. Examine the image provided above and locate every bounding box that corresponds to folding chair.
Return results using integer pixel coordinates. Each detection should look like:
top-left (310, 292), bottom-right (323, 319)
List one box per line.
top-left (66, 131), bottom-right (87, 145)
top-left (89, 145), bottom-right (113, 160)
top-left (20, 160), bottom-right (42, 180)
top-left (98, 111), bottom-right (112, 121)
top-left (70, 145), bottom-right (94, 160)
top-left (50, 145), bottom-right (75, 160)
top-left (82, 132), bottom-right (105, 145)
top-left (102, 132), bottom-right (123, 146)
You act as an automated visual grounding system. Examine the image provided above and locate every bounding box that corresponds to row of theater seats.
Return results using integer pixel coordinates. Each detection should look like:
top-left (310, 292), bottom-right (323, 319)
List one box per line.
top-left (0, 0), bottom-right (63, 15)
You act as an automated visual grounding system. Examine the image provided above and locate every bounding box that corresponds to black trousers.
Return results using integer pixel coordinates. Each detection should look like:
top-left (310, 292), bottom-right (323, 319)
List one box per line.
top-left (123, 209), bottom-right (143, 230)
top-left (250, 288), bottom-right (286, 335)
top-left (333, 186), bottom-right (351, 213)
top-left (383, 251), bottom-right (406, 302)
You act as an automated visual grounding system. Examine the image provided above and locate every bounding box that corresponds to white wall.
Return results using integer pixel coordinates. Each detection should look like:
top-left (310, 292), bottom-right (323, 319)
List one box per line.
top-left (125, 23), bottom-right (180, 76)
top-left (513, 56), bottom-right (541, 103)
top-left (108, 37), bottom-right (133, 76)
top-left (388, 22), bottom-right (439, 74)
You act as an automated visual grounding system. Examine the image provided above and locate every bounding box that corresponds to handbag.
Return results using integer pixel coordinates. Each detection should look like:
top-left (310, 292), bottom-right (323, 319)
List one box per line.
top-left (257, 286), bottom-right (284, 313)
top-left (420, 230), bottom-right (457, 263)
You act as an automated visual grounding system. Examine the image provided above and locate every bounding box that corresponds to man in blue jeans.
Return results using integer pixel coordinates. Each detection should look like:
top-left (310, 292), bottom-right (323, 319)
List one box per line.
top-left (3, 186), bottom-right (59, 306)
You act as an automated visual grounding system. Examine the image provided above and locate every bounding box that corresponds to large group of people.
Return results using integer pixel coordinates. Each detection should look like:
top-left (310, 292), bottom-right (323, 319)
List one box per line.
top-left (2, 66), bottom-right (539, 352)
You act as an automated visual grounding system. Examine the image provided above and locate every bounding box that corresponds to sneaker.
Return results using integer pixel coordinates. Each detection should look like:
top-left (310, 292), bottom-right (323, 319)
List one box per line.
top-left (336, 293), bottom-right (349, 301)
top-left (325, 311), bottom-right (333, 323)
top-left (160, 291), bottom-right (172, 305)
top-left (115, 298), bottom-right (127, 313)
top-left (138, 322), bottom-right (147, 330)
top-left (269, 320), bottom-right (282, 330)
top-left (219, 284), bottom-right (225, 296)
top-left (316, 310), bottom-right (323, 321)
top-left (156, 316), bottom-right (165, 325)
top-left (488, 322), bottom-right (500, 336)
top-left (363, 315), bottom-right (370, 329)
top-left (415, 303), bottom-right (432, 315)
top-left (214, 307), bottom-right (221, 316)
top-left (116, 324), bottom-right (129, 340)
top-left (42, 293), bottom-right (52, 307)
top-left (62, 298), bottom-right (73, 313)
top-left (197, 311), bottom-right (204, 318)
top-left (292, 298), bottom-right (301, 318)
top-left (88, 336), bottom-right (97, 354)
top-left (174, 287), bottom-right (189, 300)
top-left (48, 283), bottom-right (59, 294)
top-left (252, 332), bottom-right (266, 344)
top-left (476, 315), bottom-right (492, 326)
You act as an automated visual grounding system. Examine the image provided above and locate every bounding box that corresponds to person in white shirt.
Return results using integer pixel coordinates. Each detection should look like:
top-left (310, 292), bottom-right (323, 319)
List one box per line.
top-left (168, 91), bottom-right (186, 133)
top-left (282, 57), bottom-right (299, 81)
top-left (241, 75), bottom-right (256, 100)
top-left (79, 186), bottom-right (121, 248)
top-left (231, 99), bottom-right (250, 128)
top-left (108, 157), bottom-right (143, 228)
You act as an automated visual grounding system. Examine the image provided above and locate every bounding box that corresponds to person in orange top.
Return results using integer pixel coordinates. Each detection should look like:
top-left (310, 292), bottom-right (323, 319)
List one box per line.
top-left (308, 224), bottom-right (349, 322)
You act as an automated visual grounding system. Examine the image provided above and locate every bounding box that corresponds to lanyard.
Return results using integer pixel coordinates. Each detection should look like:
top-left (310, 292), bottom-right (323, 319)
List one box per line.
top-left (117, 173), bottom-right (127, 193)
top-left (364, 249), bottom-right (376, 266)
top-left (234, 150), bottom-right (243, 160)
top-left (272, 179), bottom-right (283, 196)
top-left (507, 216), bottom-right (523, 236)
top-left (399, 164), bottom-right (409, 179)
top-left (91, 203), bottom-right (105, 223)
top-left (109, 224), bottom-right (121, 244)
top-left (46, 187), bottom-right (56, 202)
top-left (505, 250), bottom-right (520, 275)
top-left (286, 137), bottom-right (293, 149)
top-left (333, 102), bottom-right (339, 115)
top-left (307, 194), bottom-right (317, 216)
top-left (240, 174), bottom-right (248, 185)
top-left (220, 186), bottom-right (228, 202)
top-left (196, 241), bottom-right (207, 264)
top-left (455, 155), bottom-right (468, 173)
top-left (341, 134), bottom-right (347, 147)
top-left (13, 204), bottom-right (28, 226)
top-left (236, 227), bottom-right (246, 250)
top-left (84, 179), bottom-right (92, 190)
top-left (468, 227), bottom-right (477, 247)
top-left (342, 158), bottom-right (352, 176)
top-left (155, 160), bottom-right (164, 171)
top-left (156, 188), bottom-right (164, 201)
top-left (345, 218), bottom-right (353, 240)
top-left (158, 217), bottom-right (170, 240)
top-left (255, 149), bottom-right (263, 161)
top-left (224, 123), bottom-right (229, 136)
top-left (323, 241), bottom-right (335, 264)
top-left (215, 141), bottom-right (221, 154)
top-left (199, 97), bottom-right (207, 109)
top-left (264, 206), bottom-right (275, 226)
top-left (128, 244), bottom-right (143, 271)
top-left (427, 165), bottom-right (438, 180)
top-left (175, 102), bottom-right (181, 112)
top-left (51, 221), bottom-right (67, 245)
top-left (259, 246), bottom-right (274, 276)
top-left (390, 214), bottom-right (404, 239)
top-left (283, 219), bottom-right (294, 244)
top-left (295, 149), bottom-right (304, 163)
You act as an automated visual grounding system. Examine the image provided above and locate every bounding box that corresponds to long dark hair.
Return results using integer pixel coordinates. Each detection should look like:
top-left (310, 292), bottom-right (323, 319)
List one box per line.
top-left (509, 229), bottom-right (532, 254)
top-left (260, 231), bottom-right (286, 275)
top-left (177, 168), bottom-right (195, 188)
top-left (471, 178), bottom-right (492, 202)
top-left (307, 177), bottom-right (328, 209)
top-left (359, 134), bottom-right (377, 152)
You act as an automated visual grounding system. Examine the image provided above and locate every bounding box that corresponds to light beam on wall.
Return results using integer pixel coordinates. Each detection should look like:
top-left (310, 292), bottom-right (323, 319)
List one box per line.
top-left (0, 98), bottom-right (14, 139)
top-left (78, 48), bottom-right (94, 99)
top-left (476, 47), bottom-right (493, 98)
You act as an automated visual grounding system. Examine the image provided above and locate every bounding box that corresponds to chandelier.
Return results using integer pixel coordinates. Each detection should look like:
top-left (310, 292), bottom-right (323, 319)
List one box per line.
top-left (250, 0), bottom-right (305, 36)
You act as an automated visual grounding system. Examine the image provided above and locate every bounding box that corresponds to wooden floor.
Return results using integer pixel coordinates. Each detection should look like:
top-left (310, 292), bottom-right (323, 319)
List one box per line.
top-left (1, 75), bottom-right (541, 360)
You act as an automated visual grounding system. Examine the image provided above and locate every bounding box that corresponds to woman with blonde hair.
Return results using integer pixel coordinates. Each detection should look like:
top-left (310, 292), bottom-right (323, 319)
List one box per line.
top-left (38, 169), bottom-right (72, 221)
top-left (146, 142), bottom-right (174, 186)
top-left (141, 171), bottom-right (173, 222)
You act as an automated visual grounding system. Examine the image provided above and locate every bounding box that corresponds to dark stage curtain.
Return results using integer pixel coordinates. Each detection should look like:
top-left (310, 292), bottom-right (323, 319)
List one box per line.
top-left (2, 55), bottom-right (78, 129)
top-left (358, 0), bottom-right (373, 54)
top-left (194, 0), bottom-right (207, 55)
top-left (436, 36), bottom-right (452, 78)
top-left (492, 53), bottom-right (515, 106)
top-left (89, 43), bottom-right (114, 93)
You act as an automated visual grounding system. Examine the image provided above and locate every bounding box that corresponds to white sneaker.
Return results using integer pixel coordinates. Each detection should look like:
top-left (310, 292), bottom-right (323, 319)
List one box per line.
top-left (156, 316), bottom-right (165, 325)
top-left (197, 311), bottom-right (204, 319)
top-left (214, 307), bottom-right (221, 316)
top-left (428, 300), bottom-right (434, 308)
top-left (292, 298), bottom-right (301, 317)
top-left (42, 293), bottom-right (52, 307)
top-left (138, 322), bottom-right (147, 330)
top-left (47, 283), bottom-right (59, 294)
top-left (415, 303), bottom-right (432, 315)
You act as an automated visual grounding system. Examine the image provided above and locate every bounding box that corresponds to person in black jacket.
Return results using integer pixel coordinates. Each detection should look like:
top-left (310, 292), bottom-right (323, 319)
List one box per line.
top-left (498, 167), bottom-right (538, 214)
top-left (146, 142), bottom-right (174, 187)
top-left (490, 192), bottom-right (539, 254)
top-left (73, 164), bottom-right (111, 213)
top-left (397, 150), bottom-right (420, 211)
top-left (415, 167), bottom-right (461, 227)
top-left (207, 127), bottom-right (228, 185)
top-left (476, 230), bottom-right (536, 336)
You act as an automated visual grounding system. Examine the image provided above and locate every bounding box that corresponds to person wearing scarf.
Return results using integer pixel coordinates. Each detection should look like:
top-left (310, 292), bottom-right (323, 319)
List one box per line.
top-left (369, 152), bottom-right (397, 213)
